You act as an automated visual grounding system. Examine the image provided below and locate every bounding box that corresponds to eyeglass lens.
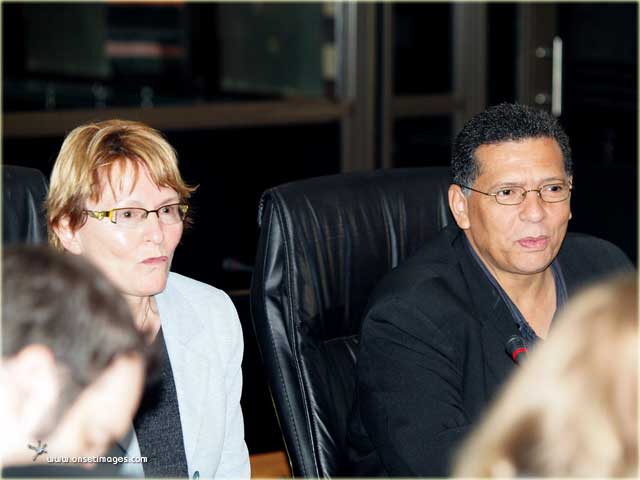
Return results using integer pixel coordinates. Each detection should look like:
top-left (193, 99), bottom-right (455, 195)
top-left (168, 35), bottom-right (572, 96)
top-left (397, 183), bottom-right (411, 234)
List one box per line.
top-left (496, 184), bottom-right (570, 205)
top-left (114, 204), bottom-right (186, 226)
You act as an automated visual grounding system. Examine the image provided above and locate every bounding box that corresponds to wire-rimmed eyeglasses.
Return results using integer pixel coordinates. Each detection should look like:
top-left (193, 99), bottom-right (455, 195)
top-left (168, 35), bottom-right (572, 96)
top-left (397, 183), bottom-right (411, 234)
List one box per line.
top-left (84, 203), bottom-right (189, 228)
top-left (455, 183), bottom-right (572, 205)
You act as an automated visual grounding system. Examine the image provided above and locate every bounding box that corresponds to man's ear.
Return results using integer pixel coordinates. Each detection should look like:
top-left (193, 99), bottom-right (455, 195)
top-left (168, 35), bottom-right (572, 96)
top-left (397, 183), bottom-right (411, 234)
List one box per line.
top-left (568, 175), bottom-right (573, 220)
top-left (5, 345), bottom-right (61, 439)
top-left (53, 216), bottom-right (83, 254)
top-left (448, 184), bottom-right (471, 230)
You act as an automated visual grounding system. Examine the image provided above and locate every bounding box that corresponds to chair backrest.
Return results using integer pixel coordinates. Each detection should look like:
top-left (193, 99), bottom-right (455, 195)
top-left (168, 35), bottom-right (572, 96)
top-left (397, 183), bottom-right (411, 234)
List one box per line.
top-left (250, 167), bottom-right (453, 478)
top-left (3, 165), bottom-right (49, 245)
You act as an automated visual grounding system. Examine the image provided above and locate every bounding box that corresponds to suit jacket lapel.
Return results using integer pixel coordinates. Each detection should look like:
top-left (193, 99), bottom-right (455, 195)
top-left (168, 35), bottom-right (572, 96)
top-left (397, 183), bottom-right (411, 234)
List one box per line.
top-left (556, 243), bottom-right (590, 298)
top-left (155, 281), bottom-right (210, 475)
top-left (452, 232), bottom-right (519, 388)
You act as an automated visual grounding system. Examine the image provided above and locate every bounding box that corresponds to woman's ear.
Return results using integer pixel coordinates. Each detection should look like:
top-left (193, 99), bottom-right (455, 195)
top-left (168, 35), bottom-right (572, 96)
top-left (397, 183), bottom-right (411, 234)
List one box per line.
top-left (53, 216), bottom-right (83, 254)
top-left (448, 184), bottom-right (471, 230)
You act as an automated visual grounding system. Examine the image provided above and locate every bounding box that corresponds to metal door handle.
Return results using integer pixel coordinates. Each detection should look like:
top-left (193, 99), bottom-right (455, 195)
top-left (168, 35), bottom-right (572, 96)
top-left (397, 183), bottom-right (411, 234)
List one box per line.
top-left (551, 36), bottom-right (563, 117)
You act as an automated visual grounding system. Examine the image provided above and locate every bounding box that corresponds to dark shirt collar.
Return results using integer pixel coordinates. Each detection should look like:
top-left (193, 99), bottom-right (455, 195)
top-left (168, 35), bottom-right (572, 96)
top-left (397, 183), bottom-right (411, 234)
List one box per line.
top-left (463, 234), bottom-right (568, 345)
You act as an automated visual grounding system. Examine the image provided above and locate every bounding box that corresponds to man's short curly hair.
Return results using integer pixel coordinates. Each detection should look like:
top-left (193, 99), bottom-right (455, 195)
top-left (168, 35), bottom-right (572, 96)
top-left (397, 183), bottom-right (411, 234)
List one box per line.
top-left (452, 103), bottom-right (573, 188)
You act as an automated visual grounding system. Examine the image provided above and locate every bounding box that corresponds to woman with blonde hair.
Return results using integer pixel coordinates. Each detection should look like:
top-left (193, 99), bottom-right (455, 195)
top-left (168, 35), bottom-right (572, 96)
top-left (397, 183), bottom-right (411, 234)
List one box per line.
top-left (46, 119), bottom-right (250, 478)
top-left (453, 273), bottom-right (637, 477)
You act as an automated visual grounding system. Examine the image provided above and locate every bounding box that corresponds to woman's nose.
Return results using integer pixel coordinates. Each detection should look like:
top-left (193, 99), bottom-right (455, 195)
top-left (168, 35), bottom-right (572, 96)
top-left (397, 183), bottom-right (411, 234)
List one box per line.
top-left (142, 212), bottom-right (165, 243)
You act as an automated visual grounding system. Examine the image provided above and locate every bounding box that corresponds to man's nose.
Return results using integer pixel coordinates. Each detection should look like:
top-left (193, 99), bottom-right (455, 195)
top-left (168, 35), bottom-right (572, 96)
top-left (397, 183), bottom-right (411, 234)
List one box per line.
top-left (519, 190), bottom-right (545, 222)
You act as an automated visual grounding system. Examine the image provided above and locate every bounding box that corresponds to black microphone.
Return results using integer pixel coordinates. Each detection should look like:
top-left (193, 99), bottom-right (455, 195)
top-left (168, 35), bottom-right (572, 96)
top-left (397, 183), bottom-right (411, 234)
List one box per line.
top-left (505, 335), bottom-right (528, 365)
top-left (221, 257), bottom-right (254, 273)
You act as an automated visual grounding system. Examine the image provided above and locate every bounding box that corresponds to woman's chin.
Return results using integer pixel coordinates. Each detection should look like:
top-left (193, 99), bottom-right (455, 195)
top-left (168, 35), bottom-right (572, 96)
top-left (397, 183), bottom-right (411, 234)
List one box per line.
top-left (131, 276), bottom-right (169, 297)
top-left (142, 282), bottom-right (168, 297)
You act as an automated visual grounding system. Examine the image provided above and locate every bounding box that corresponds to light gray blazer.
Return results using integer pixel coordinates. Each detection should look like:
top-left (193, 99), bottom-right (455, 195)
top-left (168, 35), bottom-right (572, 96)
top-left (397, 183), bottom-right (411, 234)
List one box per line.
top-left (119, 272), bottom-right (250, 479)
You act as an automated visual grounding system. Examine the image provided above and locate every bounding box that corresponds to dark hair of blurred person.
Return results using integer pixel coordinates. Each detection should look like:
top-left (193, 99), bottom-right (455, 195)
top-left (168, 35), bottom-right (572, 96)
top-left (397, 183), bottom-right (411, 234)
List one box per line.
top-left (453, 273), bottom-right (637, 477)
top-left (1, 245), bottom-right (148, 472)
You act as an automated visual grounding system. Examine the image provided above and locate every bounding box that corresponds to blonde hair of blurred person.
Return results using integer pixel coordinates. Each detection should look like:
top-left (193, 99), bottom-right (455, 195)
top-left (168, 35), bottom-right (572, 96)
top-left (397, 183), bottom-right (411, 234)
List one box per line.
top-left (453, 273), bottom-right (637, 477)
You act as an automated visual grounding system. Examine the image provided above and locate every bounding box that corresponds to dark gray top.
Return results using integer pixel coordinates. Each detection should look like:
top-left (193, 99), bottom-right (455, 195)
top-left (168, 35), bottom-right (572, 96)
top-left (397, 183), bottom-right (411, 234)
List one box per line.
top-left (134, 328), bottom-right (189, 478)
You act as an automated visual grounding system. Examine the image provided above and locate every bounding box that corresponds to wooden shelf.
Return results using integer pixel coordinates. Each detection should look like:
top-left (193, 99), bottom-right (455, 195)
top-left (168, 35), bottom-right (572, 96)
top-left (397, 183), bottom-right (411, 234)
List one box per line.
top-left (3, 100), bottom-right (351, 138)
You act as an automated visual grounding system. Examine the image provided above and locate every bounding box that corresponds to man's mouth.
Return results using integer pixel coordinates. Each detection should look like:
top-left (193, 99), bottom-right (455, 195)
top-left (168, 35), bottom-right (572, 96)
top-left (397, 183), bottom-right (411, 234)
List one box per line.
top-left (517, 236), bottom-right (549, 249)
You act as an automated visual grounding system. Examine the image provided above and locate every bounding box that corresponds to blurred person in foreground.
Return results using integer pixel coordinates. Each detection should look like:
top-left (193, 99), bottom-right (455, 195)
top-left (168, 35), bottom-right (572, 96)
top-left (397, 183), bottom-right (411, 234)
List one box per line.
top-left (347, 103), bottom-right (633, 476)
top-left (453, 273), bottom-right (637, 477)
top-left (1, 246), bottom-right (147, 477)
top-left (46, 119), bottom-right (250, 478)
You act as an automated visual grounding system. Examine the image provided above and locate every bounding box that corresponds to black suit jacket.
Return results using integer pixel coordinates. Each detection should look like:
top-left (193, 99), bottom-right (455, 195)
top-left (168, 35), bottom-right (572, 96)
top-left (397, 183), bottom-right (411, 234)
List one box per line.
top-left (347, 224), bottom-right (632, 477)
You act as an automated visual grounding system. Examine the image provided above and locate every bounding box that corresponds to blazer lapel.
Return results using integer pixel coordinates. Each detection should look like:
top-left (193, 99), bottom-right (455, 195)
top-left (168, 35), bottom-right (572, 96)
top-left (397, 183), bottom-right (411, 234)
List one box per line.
top-left (155, 281), bottom-right (210, 475)
top-left (556, 243), bottom-right (594, 298)
top-left (453, 234), bottom-right (519, 389)
top-left (113, 428), bottom-right (132, 455)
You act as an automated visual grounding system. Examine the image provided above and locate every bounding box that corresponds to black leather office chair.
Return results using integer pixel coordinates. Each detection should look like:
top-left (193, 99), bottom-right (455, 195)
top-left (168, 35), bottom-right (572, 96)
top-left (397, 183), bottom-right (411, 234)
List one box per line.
top-left (3, 165), bottom-right (49, 245)
top-left (250, 167), bottom-right (453, 478)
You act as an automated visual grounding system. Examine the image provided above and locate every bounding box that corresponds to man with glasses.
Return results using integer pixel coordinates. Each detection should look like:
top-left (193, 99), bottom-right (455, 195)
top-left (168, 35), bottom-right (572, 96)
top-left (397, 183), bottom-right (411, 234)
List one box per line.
top-left (347, 103), bottom-right (632, 476)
